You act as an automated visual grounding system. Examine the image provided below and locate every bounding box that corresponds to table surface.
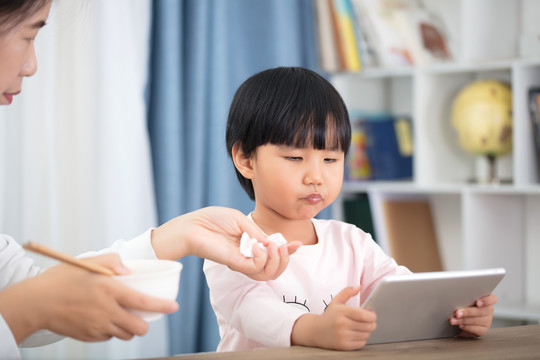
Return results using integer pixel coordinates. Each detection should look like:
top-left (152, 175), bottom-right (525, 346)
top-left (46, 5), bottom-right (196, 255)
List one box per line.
top-left (148, 325), bottom-right (540, 360)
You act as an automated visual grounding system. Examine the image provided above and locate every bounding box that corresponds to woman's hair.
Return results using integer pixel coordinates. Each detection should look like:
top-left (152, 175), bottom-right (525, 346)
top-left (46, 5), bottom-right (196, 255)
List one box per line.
top-left (0, 0), bottom-right (50, 33)
top-left (226, 67), bottom-right (351, 200)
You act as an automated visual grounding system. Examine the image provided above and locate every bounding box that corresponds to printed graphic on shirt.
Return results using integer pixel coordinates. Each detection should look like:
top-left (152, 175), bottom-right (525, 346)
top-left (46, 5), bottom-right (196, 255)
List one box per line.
top-left (282, 294), bottom-right (334, 313)
top-left (283, 295), bottom-right (310, 312)
top-left (322, 295), bottom-right (333, 310)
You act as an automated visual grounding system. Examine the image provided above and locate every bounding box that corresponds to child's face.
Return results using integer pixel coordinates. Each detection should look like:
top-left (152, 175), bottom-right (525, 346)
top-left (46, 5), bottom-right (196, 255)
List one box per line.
top-left (0, 1), bottom-right (51, 105)
top-left (248, 143), bottom-right (344, 220)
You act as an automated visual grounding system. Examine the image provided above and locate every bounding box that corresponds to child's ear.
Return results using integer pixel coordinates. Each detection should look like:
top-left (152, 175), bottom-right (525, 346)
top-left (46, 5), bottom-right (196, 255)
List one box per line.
top-left (232, 143), bottom-right (255, 179)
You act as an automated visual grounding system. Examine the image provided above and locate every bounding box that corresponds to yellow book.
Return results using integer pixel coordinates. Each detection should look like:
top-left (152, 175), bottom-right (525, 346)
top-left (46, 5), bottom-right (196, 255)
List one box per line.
top-left (333, 0), bottom-right (362, 71)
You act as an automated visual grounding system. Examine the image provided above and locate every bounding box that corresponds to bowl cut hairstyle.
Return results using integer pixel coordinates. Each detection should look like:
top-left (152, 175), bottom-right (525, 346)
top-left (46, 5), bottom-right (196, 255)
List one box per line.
top-left (226, 67), bottom-right (351, 200)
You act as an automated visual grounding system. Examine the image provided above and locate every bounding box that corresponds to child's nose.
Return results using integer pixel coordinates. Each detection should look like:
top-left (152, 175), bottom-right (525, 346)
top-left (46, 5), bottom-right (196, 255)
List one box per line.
top-left (304, 167), bottom-right (323, 186)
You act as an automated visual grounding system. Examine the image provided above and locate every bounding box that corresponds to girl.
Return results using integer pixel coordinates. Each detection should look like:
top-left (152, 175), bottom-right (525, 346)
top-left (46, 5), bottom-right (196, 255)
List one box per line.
top-left (204, 67), bottom-right (497, 351)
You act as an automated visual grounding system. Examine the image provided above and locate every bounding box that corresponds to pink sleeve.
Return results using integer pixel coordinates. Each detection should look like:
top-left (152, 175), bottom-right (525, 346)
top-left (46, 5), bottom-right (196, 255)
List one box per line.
top-left (357, 232), bottom-right (412, 304)
top-left (203, 259), bottom-right (306, 348)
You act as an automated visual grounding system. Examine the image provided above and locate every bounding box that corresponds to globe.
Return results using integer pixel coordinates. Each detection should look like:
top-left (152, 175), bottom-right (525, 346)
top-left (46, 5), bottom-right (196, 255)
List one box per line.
top-left (451, 79), bottom-right (512, 156)
top-left (451, 79), bottom-right (512, 183)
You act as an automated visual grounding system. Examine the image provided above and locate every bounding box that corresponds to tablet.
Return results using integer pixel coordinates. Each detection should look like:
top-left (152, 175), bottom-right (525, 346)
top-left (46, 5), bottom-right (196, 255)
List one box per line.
top-left (361, 268), bottom-right (506, 345)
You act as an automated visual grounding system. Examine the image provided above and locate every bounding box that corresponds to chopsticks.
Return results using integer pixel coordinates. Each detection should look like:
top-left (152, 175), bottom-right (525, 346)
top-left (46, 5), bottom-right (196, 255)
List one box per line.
top-left (23, 241), bottom-right (115, 276)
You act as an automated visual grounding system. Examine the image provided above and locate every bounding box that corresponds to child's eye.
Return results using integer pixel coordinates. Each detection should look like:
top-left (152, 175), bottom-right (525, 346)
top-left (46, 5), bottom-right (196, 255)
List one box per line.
top-left (324, 158), bottom-right (337, 163)
top-left (285, 156), bottom-right (302, 161)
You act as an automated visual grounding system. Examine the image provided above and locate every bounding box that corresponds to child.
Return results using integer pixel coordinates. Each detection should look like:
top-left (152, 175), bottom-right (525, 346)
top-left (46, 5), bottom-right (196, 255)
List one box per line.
top-left (203, 67), bottom-right (497, 351)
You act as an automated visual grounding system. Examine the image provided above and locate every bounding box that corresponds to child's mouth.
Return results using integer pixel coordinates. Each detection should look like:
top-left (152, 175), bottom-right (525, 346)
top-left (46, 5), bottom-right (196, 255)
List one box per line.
top-left (304, 193), bottom-right (322, 204)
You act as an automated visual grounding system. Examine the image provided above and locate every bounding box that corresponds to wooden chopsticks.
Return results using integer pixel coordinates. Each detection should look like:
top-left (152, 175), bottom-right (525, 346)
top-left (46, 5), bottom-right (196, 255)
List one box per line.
top-left (23, 241), bottom-right (115, 276)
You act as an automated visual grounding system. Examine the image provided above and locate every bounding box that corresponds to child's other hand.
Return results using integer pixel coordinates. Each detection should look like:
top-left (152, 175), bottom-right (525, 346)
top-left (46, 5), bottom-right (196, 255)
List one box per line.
top-left (246, 240), bottom-right (302, 281)
top-left (450, 293), bottom-right (497, 338)
top-left (291, 286), bottom-right (376, 350)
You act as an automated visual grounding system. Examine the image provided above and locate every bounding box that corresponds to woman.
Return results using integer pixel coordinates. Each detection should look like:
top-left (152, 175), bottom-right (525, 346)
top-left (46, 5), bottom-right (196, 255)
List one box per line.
top-left (0, 1), bottom-right (300, 358)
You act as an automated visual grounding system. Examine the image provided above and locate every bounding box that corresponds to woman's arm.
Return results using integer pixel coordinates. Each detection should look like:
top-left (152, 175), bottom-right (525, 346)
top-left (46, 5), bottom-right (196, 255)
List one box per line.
top-left (152, 207), bottom-right (301, 280)
top-left (0, 253), bottom-right (177, 345)
top-left (83, 207), bottom-right (301, 281)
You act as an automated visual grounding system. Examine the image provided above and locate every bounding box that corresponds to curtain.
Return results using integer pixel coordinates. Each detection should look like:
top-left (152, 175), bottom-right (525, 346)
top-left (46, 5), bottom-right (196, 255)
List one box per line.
top-left (0, 1), bottom-right (168, 359)
top-left (148, 0), bottom-right (318, 354)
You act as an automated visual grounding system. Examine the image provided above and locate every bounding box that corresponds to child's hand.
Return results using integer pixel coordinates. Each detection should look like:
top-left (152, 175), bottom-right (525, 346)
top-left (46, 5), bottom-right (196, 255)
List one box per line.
top-left (291, 286), bottom-right (376, 350)
top-left (450, 293), bottom-right (498, 338)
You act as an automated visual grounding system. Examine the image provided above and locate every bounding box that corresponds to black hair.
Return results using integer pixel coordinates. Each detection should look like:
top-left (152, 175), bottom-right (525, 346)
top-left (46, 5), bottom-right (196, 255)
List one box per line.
top-left (226, 67), bottom-right (351, 200)
top-left (0, 0), bottom-right (50, 33)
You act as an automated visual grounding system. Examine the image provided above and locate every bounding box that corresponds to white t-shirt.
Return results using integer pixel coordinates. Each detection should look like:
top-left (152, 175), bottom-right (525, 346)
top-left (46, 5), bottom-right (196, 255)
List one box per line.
top-left (0, 230), bottom-right (157, 359)
top-left (203, 218), bottom-right (411, 351)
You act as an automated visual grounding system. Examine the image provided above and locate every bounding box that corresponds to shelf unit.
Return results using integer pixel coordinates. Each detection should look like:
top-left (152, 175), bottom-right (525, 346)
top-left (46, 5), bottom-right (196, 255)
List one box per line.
top-left (329, 0), bottom-right (540, 324)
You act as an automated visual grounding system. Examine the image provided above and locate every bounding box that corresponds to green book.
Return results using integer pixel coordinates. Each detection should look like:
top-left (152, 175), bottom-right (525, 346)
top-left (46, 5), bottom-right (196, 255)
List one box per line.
top-left (343, 193), bottom-right (377, 242)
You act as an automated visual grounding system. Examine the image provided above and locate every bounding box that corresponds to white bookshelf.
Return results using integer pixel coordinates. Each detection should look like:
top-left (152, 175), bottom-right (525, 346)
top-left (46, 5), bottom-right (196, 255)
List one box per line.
top-left (330, 0), bottom-right (540, 323)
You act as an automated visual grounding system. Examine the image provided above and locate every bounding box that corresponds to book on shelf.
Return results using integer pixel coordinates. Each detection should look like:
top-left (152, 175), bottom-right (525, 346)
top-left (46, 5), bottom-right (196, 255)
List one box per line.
top-left (350, 0), bottom-right (378, 67)
top-left (343, 193), bottom-right (377, 242)
top-left (315, 0), bottom-right (363, 72)
top-left (313, 0), bottom-right (452, 71)
top-left (382, 199), bottom-right (443, 273)
top-left (314, 0), bottom-right (341, 72)
top-left (353, 0), bottom-right (415, 67)
top-left (346, 117), bottom-right (372, 180)
top-left (332, 0), bottom-right (362, 72)
top-left (328, 0), bottom-right (348, 71)
top-left (347, 112), bottom-right (413, 181)
top-left (528, 87), bottom-right (540, 179)
top-left (393, 4), bottom-right (452, 66)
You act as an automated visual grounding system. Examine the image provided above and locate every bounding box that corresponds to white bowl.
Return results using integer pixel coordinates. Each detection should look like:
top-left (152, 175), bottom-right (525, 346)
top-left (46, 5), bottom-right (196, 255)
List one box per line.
top-left (115, 259), bottom-right (182, 321)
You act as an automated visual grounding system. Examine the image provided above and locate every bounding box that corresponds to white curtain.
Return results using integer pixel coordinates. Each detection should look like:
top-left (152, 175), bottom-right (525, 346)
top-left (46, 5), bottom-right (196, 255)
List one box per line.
top-left (0, 1), bottom-right (169, 359)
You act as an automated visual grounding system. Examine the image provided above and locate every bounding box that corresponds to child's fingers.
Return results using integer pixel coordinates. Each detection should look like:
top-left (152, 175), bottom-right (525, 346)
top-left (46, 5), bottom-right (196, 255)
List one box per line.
top-left (450, 314), bottom-right (491, 326)
top-left (476, 293), bottom-right (498, 307)
top-left (271, 245), bottom-right (290, 280)
top-left (248, 242), bottom-right (294, 281)
top-left (250, 242), bottom-right (268, 269)
top-left (451, 314), bottom-right (491, 326)
top-left (346, 307), bottom-right (377, 324)
top-left (332, 286), bottom-right (362, 305)
top-left (261, 242), bottom-right (280, 278)
top-left (340, 315), bottom-right (377, 335)
top-left (251, 241), bottom-right (266, 258)
top-left (454, 305), bottom-right (494, 320)
top-left (286, 241), bottom-right (302, 255)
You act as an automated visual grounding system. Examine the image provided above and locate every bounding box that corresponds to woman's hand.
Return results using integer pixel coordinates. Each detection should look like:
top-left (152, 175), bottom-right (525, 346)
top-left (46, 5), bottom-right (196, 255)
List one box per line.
top-left (0, 253), bottom-right (178, 344)
top-left (151, 206), bottom-right (301, 280)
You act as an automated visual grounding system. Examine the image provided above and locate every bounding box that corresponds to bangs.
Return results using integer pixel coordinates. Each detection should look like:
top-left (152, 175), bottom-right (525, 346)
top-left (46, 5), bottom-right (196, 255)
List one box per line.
top-left (273, 112), bottom-right (348, 153)
top-left (238, 67), bottom-right (351, 156)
